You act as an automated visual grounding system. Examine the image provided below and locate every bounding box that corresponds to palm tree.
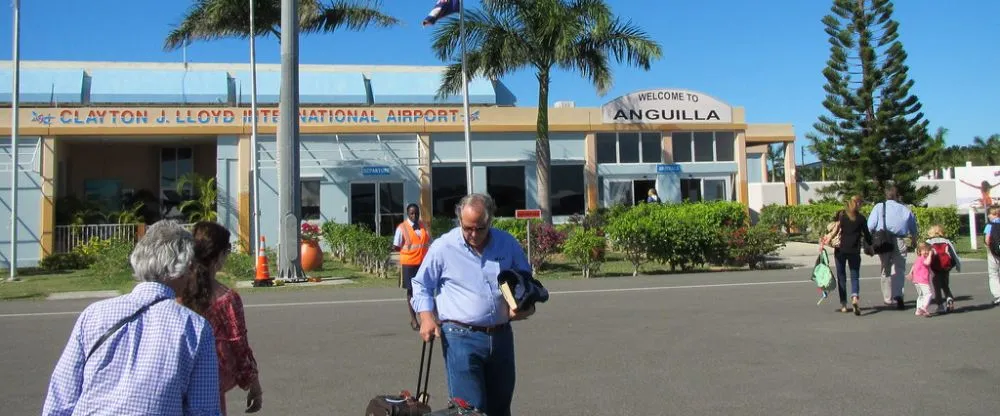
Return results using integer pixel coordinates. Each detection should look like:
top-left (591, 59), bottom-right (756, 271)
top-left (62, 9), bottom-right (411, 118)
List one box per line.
top-left (972, 134), bottom-right (1000, 166)
top-left (430, 0), bottom-right (662, 224)
top-left (164, 0), bottom-right (398, 50)
top-left (177, 173), bottom-right (219, 223)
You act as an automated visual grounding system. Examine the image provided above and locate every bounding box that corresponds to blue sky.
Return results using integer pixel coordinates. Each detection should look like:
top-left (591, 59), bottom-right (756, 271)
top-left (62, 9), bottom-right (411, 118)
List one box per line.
top-left (0, 0), bottom-right (996, 163)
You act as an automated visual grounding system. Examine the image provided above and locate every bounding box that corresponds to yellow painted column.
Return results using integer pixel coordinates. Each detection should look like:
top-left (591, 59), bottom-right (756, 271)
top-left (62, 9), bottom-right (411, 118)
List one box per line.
top-left (735, 132), bottom-right (749, 206)
top-left (237, 135), bottom-right (252, 253)
top-left (761, 145), bottom-right (770, 182)
top-left (39, 136), bottom-right (57, 257)
top-left (584, 132), bottom-right (598, 212)
top-left (784, 141), bottom-right (798, 205)
top-left (418, 133), bottom-right (433, 220)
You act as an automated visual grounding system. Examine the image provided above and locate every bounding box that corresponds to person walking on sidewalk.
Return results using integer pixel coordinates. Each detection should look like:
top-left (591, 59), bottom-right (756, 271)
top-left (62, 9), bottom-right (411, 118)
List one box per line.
top-left (821, 195), bottom-right (871, 315)
top-left (982, 206), bottom-right (1000, 306)
top-left (393, 203), bottom-right (433, 331)
top-left (868, 186), bottom-right (919, 310)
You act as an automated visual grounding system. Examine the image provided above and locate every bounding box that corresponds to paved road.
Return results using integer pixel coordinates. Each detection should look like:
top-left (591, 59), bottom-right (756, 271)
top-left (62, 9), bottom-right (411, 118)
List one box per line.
top-left (2, 263), bottom-right (999, 415)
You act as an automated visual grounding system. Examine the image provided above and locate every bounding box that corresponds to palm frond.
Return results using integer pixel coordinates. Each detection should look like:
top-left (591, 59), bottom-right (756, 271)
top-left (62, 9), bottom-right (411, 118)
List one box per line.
top-left (303, 0), bottom-right (399, 34)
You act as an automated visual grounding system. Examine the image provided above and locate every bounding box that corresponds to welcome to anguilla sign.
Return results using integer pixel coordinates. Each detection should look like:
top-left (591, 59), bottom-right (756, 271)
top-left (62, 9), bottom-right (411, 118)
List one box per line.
top-left (601, 89), bottom-right (733, 124)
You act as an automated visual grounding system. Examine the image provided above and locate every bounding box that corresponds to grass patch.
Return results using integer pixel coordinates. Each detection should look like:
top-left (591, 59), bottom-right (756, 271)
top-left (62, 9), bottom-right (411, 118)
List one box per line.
top-left (0, 270), bottom-right (136, 301)
top-left (533, 252), bottom-right (744, 280)
top-left (952, 235), bottom-right (987, 256)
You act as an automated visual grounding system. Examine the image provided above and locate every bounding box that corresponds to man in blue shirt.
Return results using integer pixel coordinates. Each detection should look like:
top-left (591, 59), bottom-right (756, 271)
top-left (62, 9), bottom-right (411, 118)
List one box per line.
top-left (867, 186), bottom-right (919, 310)
top-left (411, 193), bottom-right (535, 416)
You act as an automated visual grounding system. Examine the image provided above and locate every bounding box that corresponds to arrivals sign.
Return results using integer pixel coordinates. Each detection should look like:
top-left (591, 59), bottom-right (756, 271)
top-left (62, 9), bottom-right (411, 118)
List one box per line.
top-left (17, 107), bottom-right (482, 128)
top-left (601, 89), bottom-right (733, 124)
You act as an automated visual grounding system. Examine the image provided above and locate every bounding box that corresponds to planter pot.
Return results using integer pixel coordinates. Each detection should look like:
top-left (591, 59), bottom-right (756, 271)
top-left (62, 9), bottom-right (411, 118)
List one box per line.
top-left (300, 241), bottom-right (324, 272)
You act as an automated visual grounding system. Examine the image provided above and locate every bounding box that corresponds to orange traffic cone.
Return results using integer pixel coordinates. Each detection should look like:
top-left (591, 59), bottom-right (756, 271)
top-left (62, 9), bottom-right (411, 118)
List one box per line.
top-left (252, 236), bottom-right (273, 287)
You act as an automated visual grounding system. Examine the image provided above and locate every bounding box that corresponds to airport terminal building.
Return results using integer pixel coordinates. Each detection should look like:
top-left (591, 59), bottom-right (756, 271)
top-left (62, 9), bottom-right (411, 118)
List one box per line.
top-left (0, 60), bottom-right (796, 267)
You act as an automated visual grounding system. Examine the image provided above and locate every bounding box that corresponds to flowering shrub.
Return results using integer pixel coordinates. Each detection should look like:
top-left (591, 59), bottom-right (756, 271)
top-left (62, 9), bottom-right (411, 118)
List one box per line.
top-left (529, 222), bottom-right (567, 272)
top-left (725, 224), bottom-right (786, 269)
top-left (301, 222), bottom-right (322, 244)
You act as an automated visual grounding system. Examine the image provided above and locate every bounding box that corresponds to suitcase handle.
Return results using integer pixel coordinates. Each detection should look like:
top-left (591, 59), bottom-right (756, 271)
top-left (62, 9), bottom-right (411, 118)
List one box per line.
top-left (415, 339), bottom-right (434, 404)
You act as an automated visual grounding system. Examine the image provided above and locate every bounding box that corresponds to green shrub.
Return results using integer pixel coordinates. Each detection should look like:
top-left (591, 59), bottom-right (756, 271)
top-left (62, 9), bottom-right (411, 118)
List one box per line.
top-left (726, 225), bottom-right (787, 269)
top-left (562, 228), bottom-right (606, 278)
top-left (492, 218), bottom-right (527, 246)
top-left (39, 252), bottom-right (91, 272)
top-left (321, 221), bottom-right (393, 279)
top-left (430, 216), bottom-right (455, 238)
top-left (761, 204), bottom-right (961, 241)
top-left (222, 251), bottom-right (256, 281)
top-left (87, 238), bottom-right (136, 284)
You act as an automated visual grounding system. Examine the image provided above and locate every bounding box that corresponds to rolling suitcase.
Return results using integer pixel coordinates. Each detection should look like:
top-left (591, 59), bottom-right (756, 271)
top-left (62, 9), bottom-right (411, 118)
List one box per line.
top-left (364, 340), bottom-right (435, 416)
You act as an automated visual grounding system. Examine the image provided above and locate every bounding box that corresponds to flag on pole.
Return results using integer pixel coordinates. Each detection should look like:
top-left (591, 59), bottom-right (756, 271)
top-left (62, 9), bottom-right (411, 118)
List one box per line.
top-left (423, 0), bottom-right (460, 26)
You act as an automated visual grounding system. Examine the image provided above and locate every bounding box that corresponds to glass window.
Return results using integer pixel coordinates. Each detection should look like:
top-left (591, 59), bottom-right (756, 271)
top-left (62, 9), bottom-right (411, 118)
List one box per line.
top-left (596, 133), bottom-right (617, 164)
top-left (301, 179), bottom-right (321, 220)
top-left (432, 166), bottom-right (467, 217)
top-left (672, 133), bottom-right (692, 162)
top-left (550, 165), bottom-right (585, 216)
top-left (378, 182), bottom-right (405, 236)
top-left (605, 180), bottom-right (634, 207)
top-left (694, 132), bottom-right (714, 162)
top-left (617, 133), bottom-right (640, 163)
top-left (715, 132), bottom-right (735, 162)
top-left (487, 165), bottom-right (526, 217)
top-left (641, 133), bottom-right (662, 163)
top-left (680, 178), bottom-right (702, 202)
top-left (703, 179), bottom-right (728, 201)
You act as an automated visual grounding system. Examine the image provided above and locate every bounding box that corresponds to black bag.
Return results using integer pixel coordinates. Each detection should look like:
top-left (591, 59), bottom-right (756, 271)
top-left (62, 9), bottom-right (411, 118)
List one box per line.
top-left (989, 225), bottom-right (1000, 258)
top-left (365, 340), bottom-right (435, 416)
top-left (870, 201), bottom-right (895, 254)
top-left (424, 398), bottom-right (487, 415)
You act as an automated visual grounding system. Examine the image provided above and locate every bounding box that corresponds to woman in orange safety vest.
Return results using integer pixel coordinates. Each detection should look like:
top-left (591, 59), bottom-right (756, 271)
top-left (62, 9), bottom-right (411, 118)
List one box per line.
top-left (393, 203), bottom-right (433, 330)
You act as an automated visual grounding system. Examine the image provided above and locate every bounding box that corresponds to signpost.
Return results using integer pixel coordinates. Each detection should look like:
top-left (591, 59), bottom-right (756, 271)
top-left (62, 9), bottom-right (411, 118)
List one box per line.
top-left (515, 209), bottom-right (542, 266)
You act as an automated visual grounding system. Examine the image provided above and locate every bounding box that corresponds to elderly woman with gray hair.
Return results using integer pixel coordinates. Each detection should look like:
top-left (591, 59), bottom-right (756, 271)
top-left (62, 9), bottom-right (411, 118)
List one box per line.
top-left (43, 220), bottom-right (222, 416)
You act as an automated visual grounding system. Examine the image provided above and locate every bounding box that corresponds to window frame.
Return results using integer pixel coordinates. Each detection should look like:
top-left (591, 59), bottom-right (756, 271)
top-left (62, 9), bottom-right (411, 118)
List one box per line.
top-left (595, 132), bottom-right (663, 164)
top-left (670, 131), bottom-right (737, 163)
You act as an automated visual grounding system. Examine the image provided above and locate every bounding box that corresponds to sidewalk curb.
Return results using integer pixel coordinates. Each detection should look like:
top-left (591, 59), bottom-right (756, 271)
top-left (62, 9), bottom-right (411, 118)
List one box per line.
top-left (47, 290), bottom-right (121, 301)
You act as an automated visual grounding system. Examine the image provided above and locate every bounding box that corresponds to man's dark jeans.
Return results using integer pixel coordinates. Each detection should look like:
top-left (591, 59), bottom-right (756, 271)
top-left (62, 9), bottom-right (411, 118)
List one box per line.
top-left (441, 322), bottom-right (516, 416)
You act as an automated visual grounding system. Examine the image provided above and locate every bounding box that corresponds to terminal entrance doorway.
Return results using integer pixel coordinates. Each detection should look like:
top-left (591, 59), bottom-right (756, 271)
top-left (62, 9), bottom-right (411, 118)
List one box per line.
top-left (604, 179), bottom-right (657, 206)
top-left (350, 182), bottom-right (404, 236)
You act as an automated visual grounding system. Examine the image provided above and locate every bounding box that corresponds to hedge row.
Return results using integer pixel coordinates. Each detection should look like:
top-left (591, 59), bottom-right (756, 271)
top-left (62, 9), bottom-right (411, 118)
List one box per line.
top-left (758, 204), bottom-right (961, 241)
top-left (602, 202), bottom-right (783, 274)
top-left (321, 222), bottom-right (393, 279)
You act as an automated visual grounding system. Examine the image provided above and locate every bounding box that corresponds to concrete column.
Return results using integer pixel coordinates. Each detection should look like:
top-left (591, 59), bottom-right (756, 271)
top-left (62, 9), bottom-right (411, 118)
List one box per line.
top-left (237, 135), bottom-right (251, 252)
top-left (418, 133), bottom-right (432, 220)
top-left (735, 132), bottom-right (749, 206)
top-left (584, 132), bottom-right (598, 212)
top-left (784, 141), bottom-right (798, 205)
top-left (661, 131), bottom-right (674, 163)
top-left (39, 136), bottom-right (57, 257)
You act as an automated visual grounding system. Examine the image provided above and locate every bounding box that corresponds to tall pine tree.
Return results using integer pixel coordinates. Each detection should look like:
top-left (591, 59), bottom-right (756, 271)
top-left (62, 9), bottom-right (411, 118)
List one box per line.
top-left (808, 0), bottom-right (939, 204)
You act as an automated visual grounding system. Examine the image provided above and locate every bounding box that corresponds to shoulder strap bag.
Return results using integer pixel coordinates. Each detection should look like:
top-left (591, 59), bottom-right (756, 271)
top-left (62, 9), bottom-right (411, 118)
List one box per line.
top-left (85, 297), bottom-right (171, 362)
top-left (870, 201), bottom-right (895, 254)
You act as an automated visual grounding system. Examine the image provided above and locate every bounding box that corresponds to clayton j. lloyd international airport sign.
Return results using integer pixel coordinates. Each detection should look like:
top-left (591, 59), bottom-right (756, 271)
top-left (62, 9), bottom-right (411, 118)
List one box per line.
top-left (601, 89), bottom-right (733, 124)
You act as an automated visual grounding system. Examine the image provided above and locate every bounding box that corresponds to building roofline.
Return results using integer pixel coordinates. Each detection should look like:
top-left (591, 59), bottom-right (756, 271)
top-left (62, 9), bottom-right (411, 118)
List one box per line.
top-left (0, 60), bottom-right (451, 74)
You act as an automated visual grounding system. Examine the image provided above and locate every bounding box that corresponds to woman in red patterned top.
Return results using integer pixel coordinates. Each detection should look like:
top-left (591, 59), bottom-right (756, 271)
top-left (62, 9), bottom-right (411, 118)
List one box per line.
top-left (181, 221), bottom-right (264, 414)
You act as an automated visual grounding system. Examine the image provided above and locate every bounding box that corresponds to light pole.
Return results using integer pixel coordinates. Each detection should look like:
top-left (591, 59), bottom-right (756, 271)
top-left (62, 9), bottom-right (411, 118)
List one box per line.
top-left (8, 0), bottom-right (21, 282)
top-left (276, 0), bottom-right (306, 282)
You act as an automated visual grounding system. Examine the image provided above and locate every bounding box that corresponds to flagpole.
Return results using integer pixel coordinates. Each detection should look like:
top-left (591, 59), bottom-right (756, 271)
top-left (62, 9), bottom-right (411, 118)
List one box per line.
top-left (9, 0), bottom-right (20, 281)
top-left (249, 0), bottom-right (261, 254)
top-left (459, 0), bottom-right (473, 194)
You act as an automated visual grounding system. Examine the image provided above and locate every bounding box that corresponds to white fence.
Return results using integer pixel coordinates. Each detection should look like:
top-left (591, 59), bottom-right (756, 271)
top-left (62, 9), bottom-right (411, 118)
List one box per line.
top-left (54, 223), bottom-right (194, 254)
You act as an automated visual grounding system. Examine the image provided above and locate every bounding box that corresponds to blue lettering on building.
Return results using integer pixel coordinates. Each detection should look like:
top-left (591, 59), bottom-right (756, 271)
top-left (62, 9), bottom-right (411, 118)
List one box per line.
top-left (656, 164), bottom-right (682, 173)
top-left (362, 166), bottom-right (391, 176)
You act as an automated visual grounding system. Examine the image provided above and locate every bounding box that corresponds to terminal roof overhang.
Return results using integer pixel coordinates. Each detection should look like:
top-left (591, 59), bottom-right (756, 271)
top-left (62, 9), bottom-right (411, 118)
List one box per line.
top-left (0, 60), bottom-right (514, 107)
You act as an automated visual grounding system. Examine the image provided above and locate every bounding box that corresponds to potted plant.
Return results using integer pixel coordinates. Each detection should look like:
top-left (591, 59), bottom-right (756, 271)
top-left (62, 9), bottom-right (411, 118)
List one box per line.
top-left (300, 222), bottom-right (323, 272)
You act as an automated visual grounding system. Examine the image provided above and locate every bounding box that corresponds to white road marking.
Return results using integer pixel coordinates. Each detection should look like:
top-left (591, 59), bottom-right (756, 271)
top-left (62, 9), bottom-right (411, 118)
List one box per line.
top-left (0, 272), bottom-right (988, 318)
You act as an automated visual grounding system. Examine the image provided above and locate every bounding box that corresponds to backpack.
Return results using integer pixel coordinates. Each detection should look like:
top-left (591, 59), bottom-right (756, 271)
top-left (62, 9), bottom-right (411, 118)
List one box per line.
top-left (929, 242), bottom-right (954, 272)
top-left (811, 249), bottom-right (836, 304)
top-left (990, 225), bottom-right (1000, 258)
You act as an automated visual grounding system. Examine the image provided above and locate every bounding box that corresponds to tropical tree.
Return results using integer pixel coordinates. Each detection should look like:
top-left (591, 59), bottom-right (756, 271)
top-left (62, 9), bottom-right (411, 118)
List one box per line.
top-left (177, 173), bottom-right (219, 223)
top-left (430, 0), bottom-right (662, 224)
top-left (807, 0), bottom-right (939, 205)
top-left (971, 134), bottom-right (1000, 166)
top-left (164, 0), bottom-right (399, 49)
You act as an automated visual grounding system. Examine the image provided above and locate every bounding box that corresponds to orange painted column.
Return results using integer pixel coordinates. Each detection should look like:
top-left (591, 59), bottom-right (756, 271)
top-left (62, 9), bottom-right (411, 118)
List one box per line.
top-left (418, 133), bottom-right (433, 219)
top-left (237, 135), bottom-right (252, 253)
top-left (39, 136), bottom-right (58, 257)
top-left (584, 132), bottom-right (599, 212)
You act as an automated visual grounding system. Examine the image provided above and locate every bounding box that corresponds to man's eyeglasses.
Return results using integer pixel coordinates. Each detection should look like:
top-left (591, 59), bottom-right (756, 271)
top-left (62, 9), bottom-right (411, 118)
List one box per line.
top-left (461, 224), bottom-right (488, 234)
